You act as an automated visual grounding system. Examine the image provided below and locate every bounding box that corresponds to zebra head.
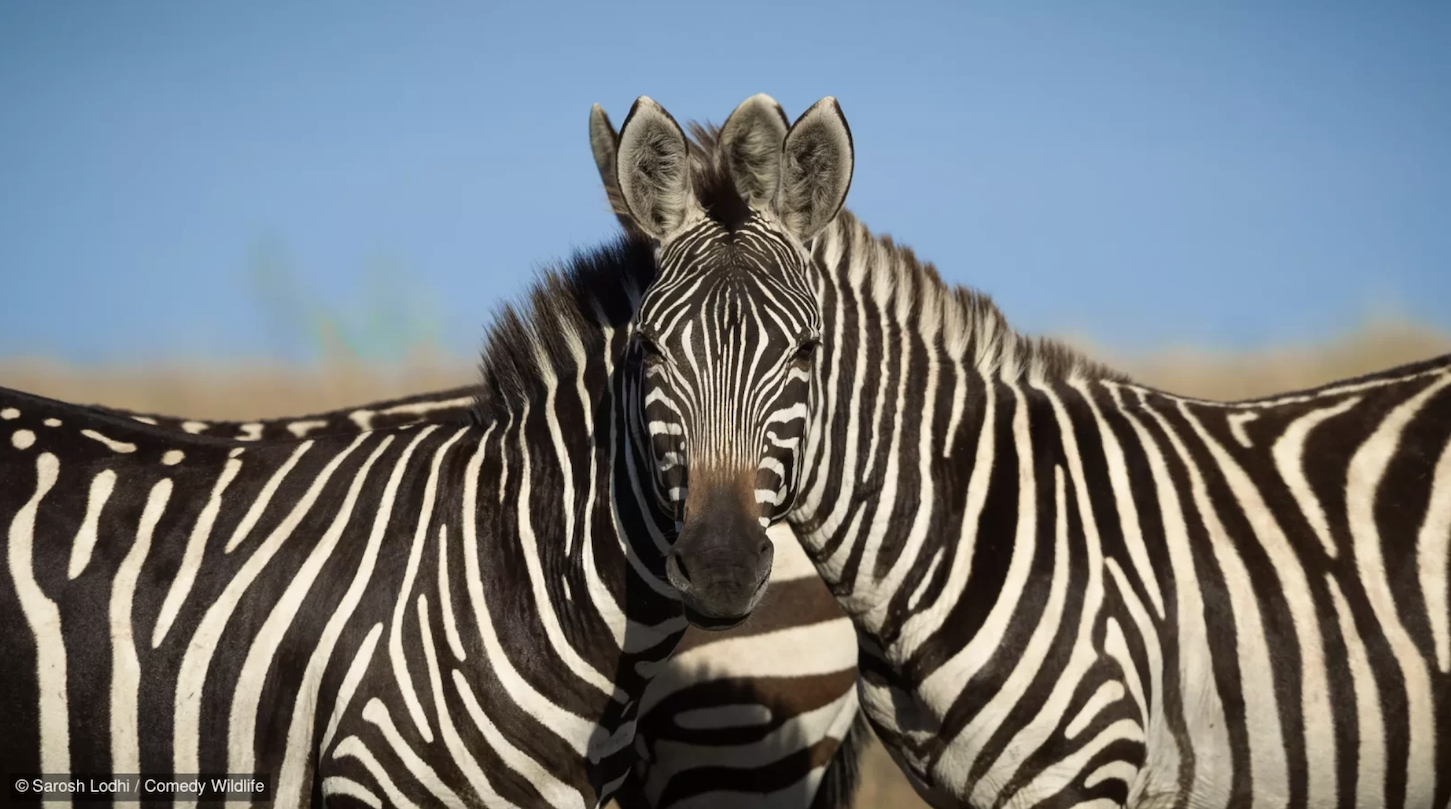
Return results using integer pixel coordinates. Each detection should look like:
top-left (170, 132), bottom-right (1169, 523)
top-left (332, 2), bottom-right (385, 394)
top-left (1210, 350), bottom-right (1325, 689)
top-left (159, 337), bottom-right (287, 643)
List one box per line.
top-left (612, 94), bottom-right (853, 628)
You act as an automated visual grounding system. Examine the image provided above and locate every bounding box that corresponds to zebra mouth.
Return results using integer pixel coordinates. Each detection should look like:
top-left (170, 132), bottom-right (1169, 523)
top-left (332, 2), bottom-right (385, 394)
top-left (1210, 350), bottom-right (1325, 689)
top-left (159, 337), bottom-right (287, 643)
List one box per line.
top-left (680, 570), bottom-right (770, 631)
top-left (683, 604), bottom-right (751, 630)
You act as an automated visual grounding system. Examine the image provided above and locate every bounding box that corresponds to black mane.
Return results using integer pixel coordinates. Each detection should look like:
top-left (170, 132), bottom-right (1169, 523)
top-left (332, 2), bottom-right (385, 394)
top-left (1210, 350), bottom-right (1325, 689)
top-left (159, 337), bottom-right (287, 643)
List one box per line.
top-left (470, 234), bottom-right (656, 423)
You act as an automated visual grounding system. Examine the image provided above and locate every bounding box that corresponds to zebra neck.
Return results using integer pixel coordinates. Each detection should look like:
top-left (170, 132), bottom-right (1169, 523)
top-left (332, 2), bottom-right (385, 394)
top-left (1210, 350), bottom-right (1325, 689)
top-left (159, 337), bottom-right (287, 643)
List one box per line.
top-left (791, 211), bottom-right (1125, 637)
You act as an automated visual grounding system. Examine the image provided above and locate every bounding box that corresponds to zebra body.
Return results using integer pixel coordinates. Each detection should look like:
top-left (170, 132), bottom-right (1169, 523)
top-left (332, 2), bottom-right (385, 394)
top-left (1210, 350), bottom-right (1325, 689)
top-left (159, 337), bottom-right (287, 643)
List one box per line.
top-left (3, 93), bottom-right (871, 805)
top-left (1, 232), bottom-right (727, 807)
top-left (795, 181), bottom-right (1451, 807)
top-left (606, 94), bottom-right (1451, 808)
top-left (112, 388), bottom-right (864, 809)
top-left (0, 389), bottom-right (676, 807)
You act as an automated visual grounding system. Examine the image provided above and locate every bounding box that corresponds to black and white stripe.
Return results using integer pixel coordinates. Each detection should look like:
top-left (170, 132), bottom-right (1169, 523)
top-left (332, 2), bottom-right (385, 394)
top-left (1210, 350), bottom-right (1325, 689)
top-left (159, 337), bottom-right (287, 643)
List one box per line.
top-left (1, 232), bottom-right (766, 807)
top-left (112, 386), bottom-right (865, 809)
top-left (620, 93), bottom-right (1451, 808)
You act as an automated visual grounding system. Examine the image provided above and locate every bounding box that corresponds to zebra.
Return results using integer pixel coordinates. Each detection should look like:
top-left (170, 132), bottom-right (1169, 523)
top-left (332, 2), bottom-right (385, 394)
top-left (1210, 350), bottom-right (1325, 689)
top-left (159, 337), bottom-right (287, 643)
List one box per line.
top-left (108, 385), bottom-right (864, 809)
top-left (85, 99), bottom-right (875, 809)
top-left (605, 94), bottom-right (1451, 807)
top-left (0, 94), bottom-right (858, 809)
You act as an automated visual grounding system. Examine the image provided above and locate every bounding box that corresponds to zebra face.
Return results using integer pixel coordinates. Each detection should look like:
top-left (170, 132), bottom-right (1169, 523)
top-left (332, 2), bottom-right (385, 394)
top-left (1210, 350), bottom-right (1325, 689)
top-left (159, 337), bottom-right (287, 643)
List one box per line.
top-left (613, 94), bottom-right (853, 628)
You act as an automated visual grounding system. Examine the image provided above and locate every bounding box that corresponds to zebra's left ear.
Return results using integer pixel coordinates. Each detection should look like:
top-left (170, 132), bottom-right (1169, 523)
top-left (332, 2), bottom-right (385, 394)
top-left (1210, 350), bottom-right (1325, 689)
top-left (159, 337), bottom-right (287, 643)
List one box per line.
top-left (777, 97), bottom-right (854, 242)
top-left (719, 93), bottom-right (790, 210)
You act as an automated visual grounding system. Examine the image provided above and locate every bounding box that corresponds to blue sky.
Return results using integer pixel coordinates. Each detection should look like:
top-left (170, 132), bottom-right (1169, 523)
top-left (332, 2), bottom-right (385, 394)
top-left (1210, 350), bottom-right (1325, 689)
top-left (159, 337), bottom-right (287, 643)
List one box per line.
top-left (2, 2), bottom-right (1448, 364)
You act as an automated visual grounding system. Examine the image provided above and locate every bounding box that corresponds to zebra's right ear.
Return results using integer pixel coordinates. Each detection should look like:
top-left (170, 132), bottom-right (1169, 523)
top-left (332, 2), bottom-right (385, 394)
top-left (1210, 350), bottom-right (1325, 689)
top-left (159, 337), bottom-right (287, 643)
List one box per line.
top-left (589, 104), bottom-right (637, 232)
top-left (615, 96), bottom-right (703, 241)
top-left (718, 93), bottom-right (790, 210)
top-left (777, 97), bottom-right (854, 242)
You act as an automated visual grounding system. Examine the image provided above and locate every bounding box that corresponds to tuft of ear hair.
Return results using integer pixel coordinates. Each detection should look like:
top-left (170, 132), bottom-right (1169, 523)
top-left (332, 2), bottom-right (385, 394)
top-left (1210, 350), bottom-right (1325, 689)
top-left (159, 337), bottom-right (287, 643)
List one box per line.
top-left (588, 104), bottom-right (637, 233)
top-left (718, 93), bottom-right (790, 210)
top-left (777, 97), bottom-right (854, 243)
top-left (614, 97), bottom-right (704, 241)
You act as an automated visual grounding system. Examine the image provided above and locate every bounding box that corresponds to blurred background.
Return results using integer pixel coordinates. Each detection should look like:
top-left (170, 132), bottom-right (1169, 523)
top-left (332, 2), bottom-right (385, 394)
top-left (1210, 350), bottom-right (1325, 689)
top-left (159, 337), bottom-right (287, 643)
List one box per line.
top-left (3, 3), bottom-right (1448, 805)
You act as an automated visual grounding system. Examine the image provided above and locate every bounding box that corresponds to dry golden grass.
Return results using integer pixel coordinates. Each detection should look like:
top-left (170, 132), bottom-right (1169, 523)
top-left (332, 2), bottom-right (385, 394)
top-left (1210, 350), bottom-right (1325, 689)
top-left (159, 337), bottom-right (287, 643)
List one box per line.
top-left (2, 320), bottom-right (1446, 809)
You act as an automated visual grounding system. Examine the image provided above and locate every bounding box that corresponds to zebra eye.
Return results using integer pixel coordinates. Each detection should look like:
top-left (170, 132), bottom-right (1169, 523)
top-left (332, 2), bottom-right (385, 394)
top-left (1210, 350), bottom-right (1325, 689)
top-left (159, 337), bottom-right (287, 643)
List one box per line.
top-left (791, 337), bottom-right (820, 365)
top-left (636, 334), bottom-right (665, 366)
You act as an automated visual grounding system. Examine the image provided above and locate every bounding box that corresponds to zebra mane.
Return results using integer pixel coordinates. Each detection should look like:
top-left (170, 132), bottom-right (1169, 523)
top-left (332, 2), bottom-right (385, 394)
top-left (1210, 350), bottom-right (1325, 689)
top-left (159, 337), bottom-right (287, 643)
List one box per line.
top-left (682, 121), bottom-right (1123, 385)
top-left (476, 118), bottom-right (1121, 424)
top-left (828, 209), bottom-right (1129, 386)
top-left (470, 234), bottom-right (656, 422)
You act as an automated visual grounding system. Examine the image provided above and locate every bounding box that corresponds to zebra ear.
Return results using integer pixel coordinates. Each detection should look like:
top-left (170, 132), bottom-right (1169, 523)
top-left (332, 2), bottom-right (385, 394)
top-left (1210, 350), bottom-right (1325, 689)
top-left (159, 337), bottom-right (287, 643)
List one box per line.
top-left (589, 104), bottom-right (637, 231)
top-left (615, 96), bottom-right (702, 240)
top-left (777, 97), bottom-right (854, 242)
top-left (718, 93), bottom-right (790, 210)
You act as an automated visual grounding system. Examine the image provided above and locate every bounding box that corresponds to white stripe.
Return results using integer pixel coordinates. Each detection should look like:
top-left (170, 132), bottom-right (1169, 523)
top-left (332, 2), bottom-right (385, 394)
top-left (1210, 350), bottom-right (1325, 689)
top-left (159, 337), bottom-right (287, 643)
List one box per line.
top-left (514, 402), bottom-right (627, 702)
top-left (899, 374), bottom-right (1004, 666)
top-left (415, 596), bottom-right (517, 808)
top-left (362, 698), bottom-right (467, 808)
top-left (109, 477), bottom-right (171, 773)
top-left (1227, 411), bottom-right (1259, 447)
top-left (67, 469), bottom-right (115, 579)
top-left (152, 458), bottom-right (242, 647)
top-left (321, 778), bottom-right (381, 809)
top-left (320, 622), bottom-right (383, 757)
top-left (933, 462), bottom-right (1067, 785)
top-left (277, 429), bottom-right (439, 803)
top-left (173, 435), bottom-right (363, 775)
top-left (459, 432), bottom-right (597, 756)
top-left (1084, 760), bottom-right (1140, 790)
top-left (1103, 618), bottom-right (1146, 734)
top-left (1418, 438), bottom-right (1451, 672)
top-left (970, 383), bottom-right (1112, 808)
top-left (1076, 378), bottom-right (1166, 618)
top-left (1017, 719), bottom-right (1143, 804)
top-left (287, 419), bottom-right (328, 438)
top-left (436, 525), bottom-right (467, 662)
top-left (7, 453), bottom-right (69, 788)
top-left (389, 427), bottom-right (466, 743)
top-left (1110, 386), bottom-right (1229, 805)
top-left (640, 618), bottom-right (856, 716)
top-left (1065, 681), bottom-right (1125, 740)
top-left (223, 441), bottom-right (312, 553)
top-left (1325, 573), bottom-right (1384, 808)
top-left (1105, 558), bottom-right (1178, 806)
top-left (1271, 396), bottom-right (1360, 558)
top-left (1344, 372), bottom-right (1449, 807)
top-left (81, 429), bottom-right (136, 453)
top-left (331, 736), bottom-right (421, 809)
top-left (452, 669), bottom-right (587, 809)
top-left (349, 395), bottom-right (476, 431)
top-left (919, 382), bottom-right (1028, 710)
top-left (1181, 399), bottom-right (1336, 807)
top-left (247, 432), bottom-right (411, 785)
top-left (1148, 398), bottom-right (1287, 807)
